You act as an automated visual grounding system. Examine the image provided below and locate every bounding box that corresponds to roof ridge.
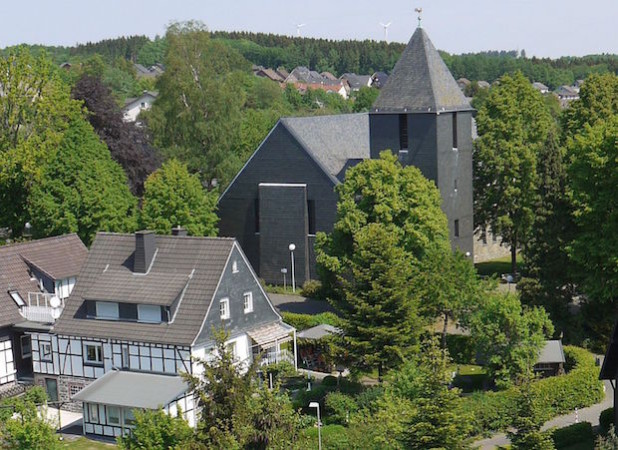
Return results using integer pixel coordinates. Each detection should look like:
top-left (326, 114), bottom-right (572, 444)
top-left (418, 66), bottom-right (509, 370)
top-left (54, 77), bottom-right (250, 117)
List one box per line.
top-left (0, 233), bottom-right (80, 252)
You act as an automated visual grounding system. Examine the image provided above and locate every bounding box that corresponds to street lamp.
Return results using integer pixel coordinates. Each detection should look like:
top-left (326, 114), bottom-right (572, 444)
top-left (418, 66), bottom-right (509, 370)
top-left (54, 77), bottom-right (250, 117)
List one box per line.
top-left (288, 243), bottom-right (296, 293)
top-left (281, 268), bottom-right (288, 291)
top-left (309, 401), bottom-right (322, 450)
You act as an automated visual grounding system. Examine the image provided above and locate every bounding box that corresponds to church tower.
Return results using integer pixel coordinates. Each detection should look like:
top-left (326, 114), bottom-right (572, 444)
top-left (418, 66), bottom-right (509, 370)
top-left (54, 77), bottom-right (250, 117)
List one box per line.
top-left (370, 26), bottom-right (474, 257)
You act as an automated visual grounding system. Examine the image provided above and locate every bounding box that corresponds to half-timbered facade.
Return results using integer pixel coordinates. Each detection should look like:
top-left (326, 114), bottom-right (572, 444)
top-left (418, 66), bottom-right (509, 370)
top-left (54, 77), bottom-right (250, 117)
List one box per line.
top-left (31, 230), bottom-right (296, 438)
top-left (0, 234), bottom-right (87, 396)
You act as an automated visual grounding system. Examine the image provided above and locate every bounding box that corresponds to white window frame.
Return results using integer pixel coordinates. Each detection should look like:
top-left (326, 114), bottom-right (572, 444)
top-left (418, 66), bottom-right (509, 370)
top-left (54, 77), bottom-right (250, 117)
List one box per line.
top-left (227, 341), bottom-right (237, 359)
top-left (243, 292), bottom-right (253, 314)
top-left (21, 335), bottom-right (31, 358)
top-left (88, 403), bottom-right (99, 423)
top-left (232, 261), bottom-right (239, 273)
top-left (219, 298), bottom-right (230, 320)
top-left (137, 304), bottom-right (161, 323)
top-left (84, 343), bottom-right (103, 366)
top-left (39, 342), bottom-right (52, 362)
top-left (95, 301), bottom-right (119, 320)
top-left (107, 405), bottom-right (120, 425)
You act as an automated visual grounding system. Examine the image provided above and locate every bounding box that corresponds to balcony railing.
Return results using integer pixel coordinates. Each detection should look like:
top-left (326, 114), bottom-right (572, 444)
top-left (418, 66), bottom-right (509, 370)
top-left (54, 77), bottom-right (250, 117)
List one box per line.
top-left (259, 349), bottom-right (294, 366)
top-left (18, 293), bottom-right (65, 323)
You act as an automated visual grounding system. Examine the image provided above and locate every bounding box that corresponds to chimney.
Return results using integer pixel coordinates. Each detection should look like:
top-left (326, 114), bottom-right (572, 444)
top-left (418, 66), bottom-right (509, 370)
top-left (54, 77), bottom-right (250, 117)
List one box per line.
top-left (134, 230), bottom-right (156, 273)
top-left (171, 226), bottom-right (188, 237)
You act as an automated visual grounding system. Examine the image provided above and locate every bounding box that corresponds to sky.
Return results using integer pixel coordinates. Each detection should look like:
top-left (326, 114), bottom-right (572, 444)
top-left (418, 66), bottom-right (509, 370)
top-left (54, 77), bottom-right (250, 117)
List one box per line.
top-left (2, 0), bottom-right (617, 58)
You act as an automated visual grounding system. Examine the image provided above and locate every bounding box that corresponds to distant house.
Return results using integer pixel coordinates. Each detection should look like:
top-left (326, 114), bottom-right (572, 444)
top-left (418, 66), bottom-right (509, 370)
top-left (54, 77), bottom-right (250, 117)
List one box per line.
top-left (294, 80), bottom-right (349, 99)
top-left (286, 67), bottom-right (325, 85)
top-left (477, 80), bottom-right (491, 89)
top-left (133, 63), bottom-right (164, 79)
top-left (532, 82), bottom-right (549, 94)
top-left (122, 91), bottom-right (158, 123)
top-left (321, 72), bottom-right (338, 81)
top-left (555, 85), bottom-right (579, 101)
top-left (255, 68), bottom-right (284, 83)
top-left (276, 67), bottom-right (290, 80)
top-left (59, 62), bottom-right (72, 70)
top-left (534, 340), bottom-right (565, 377)
top-left (0, 235), bottom-right (87, 397)
top-left (340, 73), bottom-right (372, 91)
top-left (371, 72), bottom-right (389, 89)
top-left (30, 230), bottom-right (296, 438)
top-left (457, 78), bottom-right (471, 91)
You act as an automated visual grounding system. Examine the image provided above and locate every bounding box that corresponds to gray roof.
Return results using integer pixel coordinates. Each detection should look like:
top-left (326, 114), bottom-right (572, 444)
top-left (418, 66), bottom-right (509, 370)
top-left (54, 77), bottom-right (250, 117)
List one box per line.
top-left (0, 234), bottom-right (87, 328)
top-left (341, 73), bottom-right (372, 90)
top-left (297, 324), bottom-right (340, 340)
top-left (53, 233), bottom-right (236, 345)
top-left (281, 114), bottom-right (371, 181)
top-left (72, 370), bottom-right (187, 409)
top-left (373, 27), bottom-right (472, 113)
top-left (287, 67), bottom-right (325, 84)
top-left (536, 340), bottom-right (566, 365)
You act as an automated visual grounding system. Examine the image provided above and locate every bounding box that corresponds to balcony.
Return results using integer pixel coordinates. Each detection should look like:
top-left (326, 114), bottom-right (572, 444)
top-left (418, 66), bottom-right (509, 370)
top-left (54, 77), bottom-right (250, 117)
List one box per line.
top-left (19, 293), bottom-right (65, 323)
top-left (259, 349), bottom-right (294, 367)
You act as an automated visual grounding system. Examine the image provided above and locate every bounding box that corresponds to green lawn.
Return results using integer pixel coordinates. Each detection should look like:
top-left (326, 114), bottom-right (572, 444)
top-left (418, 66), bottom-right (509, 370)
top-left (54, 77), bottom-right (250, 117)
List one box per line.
top-left (61, 436), bottom-right (116, 449)
top-left (475, 255), bottom-right (523, 277)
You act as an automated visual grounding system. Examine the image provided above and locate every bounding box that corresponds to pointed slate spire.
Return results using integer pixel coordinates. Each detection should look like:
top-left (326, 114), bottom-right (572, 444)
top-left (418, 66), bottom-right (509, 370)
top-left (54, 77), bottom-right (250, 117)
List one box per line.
top-left (373, 27), bottom-right (472, 113)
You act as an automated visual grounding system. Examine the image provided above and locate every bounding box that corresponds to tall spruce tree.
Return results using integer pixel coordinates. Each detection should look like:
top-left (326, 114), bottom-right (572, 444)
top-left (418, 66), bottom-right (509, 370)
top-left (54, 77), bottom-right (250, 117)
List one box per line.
top-left (474, 71), bottom-right (553, 274)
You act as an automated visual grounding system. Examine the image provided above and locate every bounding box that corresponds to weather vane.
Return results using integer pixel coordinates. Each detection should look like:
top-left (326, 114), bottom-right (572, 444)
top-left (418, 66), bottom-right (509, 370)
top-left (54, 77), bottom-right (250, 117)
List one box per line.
top-left (415, 7), bottom-right (423, 28)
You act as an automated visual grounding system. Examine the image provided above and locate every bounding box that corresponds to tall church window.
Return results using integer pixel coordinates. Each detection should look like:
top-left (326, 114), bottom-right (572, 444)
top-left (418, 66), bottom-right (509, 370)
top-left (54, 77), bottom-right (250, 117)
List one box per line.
top-left (399, 114), bottom-right (408, 150)
top-left (452, 113), bottom-right (458, 149)
top-left (307, 200), bottom-right (316, 234)
top-left (454, 219), bottom-right (460, 237)
top-left (254, 199), bottom-right (260, 233)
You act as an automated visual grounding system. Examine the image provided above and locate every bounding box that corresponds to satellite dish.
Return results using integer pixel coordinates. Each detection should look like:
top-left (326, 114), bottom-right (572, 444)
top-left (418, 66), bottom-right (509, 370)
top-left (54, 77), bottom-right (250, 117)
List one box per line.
top-left (49, 296), bottom-right (61, 309)
top-left (51, 308), bottom-right (61, 320)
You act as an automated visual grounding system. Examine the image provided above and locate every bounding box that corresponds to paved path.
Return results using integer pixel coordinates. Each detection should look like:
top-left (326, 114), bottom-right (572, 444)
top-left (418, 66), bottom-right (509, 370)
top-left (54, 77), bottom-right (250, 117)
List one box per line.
top-left (473, 380), bottom-right (612, 449)
top-left (269, 293), bottom-right (335, 315)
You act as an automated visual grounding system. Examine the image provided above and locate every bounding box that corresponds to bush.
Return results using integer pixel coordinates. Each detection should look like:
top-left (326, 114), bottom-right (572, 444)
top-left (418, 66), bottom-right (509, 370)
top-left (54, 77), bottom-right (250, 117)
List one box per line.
top-left (464, 346), bottom-right (604, 436)
top-left (301, 280), bottom-right (323, 298)
top-left (281, 311), bottom-right (341, 331)
top-left (354, 386), bottom-right (385, 413)
top-left (600, 407), bottom-right (614, 435)
top-left (302, 424), bottom-right (352, 450)
top-left (293, 385), bottom-right (331, 412)
top-left (325, 392), bottom-right (358, 425)
top-left (551, 422), bottom-right (593, 449)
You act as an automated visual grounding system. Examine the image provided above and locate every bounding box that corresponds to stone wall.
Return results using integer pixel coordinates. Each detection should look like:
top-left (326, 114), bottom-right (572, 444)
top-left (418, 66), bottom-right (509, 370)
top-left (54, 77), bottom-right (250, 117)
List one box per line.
top-left (34, 373), bottom-right (89, 412)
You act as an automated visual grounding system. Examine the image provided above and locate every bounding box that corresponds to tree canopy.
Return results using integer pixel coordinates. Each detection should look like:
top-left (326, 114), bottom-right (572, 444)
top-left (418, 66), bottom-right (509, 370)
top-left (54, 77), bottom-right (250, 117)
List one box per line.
top-left (140, 159), bottom-right (218, 236)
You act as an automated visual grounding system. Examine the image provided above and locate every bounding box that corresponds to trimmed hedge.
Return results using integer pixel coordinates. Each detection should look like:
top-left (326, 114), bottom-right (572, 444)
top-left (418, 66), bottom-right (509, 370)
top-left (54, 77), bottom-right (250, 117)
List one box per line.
top-left (281, 311), bottom-right (341, 332)
top-left (463, 346), bottom-right (604, 436)
top-left (600, 407), bottom-right (614, 435)
top-left (551, 422), bottom-right (593, 449)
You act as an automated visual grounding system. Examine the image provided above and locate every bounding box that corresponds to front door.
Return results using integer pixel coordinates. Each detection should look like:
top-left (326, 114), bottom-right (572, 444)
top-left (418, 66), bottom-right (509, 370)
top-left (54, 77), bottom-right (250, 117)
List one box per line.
top-left (45, 378), bottom-right (58, 404)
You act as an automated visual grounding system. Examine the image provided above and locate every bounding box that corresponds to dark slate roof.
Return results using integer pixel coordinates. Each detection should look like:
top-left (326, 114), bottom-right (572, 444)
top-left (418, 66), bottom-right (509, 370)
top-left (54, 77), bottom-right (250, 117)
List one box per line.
top-left (281, 114), bottom-right (371, 182)
top-left (53, 233), bottom-right (236, 345)
top-left (72, 370), bottom-right (187, 409)
top-left (601, 321), bottom-right (618, 380)
top-left (341, 73), bottom-right (372, 90)
top-left (373, 27), bottom-right (472, 113)
top-left (0, 234), bottom-right (87, 328)
top-left (536, 340), bottom-right (566, 365)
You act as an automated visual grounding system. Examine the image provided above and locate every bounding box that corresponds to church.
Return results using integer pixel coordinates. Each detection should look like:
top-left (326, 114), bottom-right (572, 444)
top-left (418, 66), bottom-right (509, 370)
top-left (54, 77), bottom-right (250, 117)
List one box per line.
top-left (218, 26), bottom-right (474, 285)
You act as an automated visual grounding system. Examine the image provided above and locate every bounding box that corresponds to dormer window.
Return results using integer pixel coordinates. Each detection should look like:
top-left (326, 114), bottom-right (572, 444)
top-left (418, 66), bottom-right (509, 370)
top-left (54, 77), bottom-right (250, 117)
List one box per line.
top-left (232, 261), bottom-right (239, 274)
top-left (95, 301), bottom-right (119, 320)
top-left (138, 304), bottom-right (162, 323)
top-left (220, 298), bottom-right (230, 320)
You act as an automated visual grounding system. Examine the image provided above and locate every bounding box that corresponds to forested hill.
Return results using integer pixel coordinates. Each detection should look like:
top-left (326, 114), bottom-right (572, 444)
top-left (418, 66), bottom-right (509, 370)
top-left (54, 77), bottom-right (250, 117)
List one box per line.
top-left (5, 31), bottom-right (618, 89)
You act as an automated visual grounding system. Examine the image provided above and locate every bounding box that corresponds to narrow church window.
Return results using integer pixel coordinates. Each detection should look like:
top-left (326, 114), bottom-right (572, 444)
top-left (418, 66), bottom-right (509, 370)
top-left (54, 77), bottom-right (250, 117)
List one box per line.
top-left (454, 179), bottom-right (458, 193)
top-left (254, 199), bottom-right (260, 233)
top-left (398, 114), bottom-right (408, 150)
top-left (454, 220), bottom-right (460, 237)
top-left (452, 113), bottom-right (458, 149)
top-left (307, 200), bottom-right (316, 235)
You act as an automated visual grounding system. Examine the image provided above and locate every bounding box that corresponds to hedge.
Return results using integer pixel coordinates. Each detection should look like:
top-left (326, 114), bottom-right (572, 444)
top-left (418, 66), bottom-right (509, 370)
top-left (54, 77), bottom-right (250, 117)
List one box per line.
top-left (551, 422), bottom-right (593, 449)
top-left (445, 334), bottom-right (477, 364)
top-left (600, 407), bottom-right (614, 435)
top-left (463, 346), bottom-right (604, 436)
top-left (281, 311), bottom-right (341, 331)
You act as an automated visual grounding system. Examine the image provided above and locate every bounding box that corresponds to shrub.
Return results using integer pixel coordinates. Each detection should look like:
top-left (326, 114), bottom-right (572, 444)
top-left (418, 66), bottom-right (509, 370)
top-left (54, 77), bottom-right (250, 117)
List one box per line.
top-left (551, 422), bottom-right (593, 449)
top-left (355, 386), bottom-right (385, 413)
top-left (464, 346), bottom-right (604, 436)
top-left (302, 424), bottom-right (352, 450)
top-left (600, 407), bottom-right (614, 435)
top-left (445, 334), bottom-right (477, 364)
top-left (293, 385), bottom-right (331, 412)
top-left (325, 392), bottom-right (358, 425)
top-left (322, 375), bottom-right (338, 386)
top-left (281, 311), bottom-right (341, 331)
top-left (301, 280), bottom-right (323, 298)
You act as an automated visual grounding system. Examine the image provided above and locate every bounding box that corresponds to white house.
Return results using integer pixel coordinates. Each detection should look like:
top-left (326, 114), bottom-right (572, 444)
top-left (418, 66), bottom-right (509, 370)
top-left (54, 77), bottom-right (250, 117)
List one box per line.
top-left (30, 229), bottom-right (297, 438)
top-left (122, 91), bottom-right (158, 123)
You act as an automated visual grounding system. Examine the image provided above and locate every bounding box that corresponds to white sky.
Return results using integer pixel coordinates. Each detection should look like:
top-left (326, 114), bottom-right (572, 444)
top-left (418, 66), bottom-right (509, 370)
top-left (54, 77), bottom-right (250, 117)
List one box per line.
top-left (2, 0), bottom-right (617, 58)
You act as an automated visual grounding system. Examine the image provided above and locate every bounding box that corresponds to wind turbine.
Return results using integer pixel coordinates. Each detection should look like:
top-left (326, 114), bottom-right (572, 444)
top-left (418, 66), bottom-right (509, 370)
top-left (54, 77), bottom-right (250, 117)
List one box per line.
top-left (296, 23), bottom-right (306, 37)
top-left (379, 21), bottom-right (392, 42)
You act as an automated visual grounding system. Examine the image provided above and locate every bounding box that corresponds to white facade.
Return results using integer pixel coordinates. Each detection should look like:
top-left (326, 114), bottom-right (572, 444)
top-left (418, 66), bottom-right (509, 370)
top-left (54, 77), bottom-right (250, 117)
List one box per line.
top-left (122, 93), bottom-right (157, 123)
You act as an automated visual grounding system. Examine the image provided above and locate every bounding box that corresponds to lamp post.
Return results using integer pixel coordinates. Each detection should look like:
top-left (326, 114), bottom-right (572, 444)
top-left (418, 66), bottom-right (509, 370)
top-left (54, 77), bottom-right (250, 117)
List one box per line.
top-left (281, 268), bottom-right (288, 291)
top-left (288, 243), bottom-right (296, 293)
top-left (309, 401), bottom-right (322, 450)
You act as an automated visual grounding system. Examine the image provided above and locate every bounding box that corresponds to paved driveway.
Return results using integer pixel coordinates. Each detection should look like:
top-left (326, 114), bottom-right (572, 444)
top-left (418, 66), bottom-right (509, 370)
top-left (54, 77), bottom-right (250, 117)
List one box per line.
top-left (268, 293), bottom-right (336, 315)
